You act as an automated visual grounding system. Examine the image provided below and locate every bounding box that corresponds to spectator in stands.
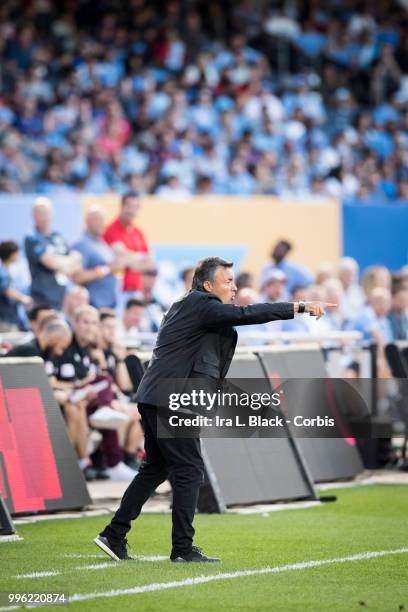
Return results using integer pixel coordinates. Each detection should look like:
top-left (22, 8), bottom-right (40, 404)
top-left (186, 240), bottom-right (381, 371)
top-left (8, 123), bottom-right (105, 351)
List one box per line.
top-left (72, 206), bottom-right (121, 308)
top-left (322, 278), bottom-right (344, 330)
top-left (116, 298), bottom-right (145, 346)
top-left (362, 265), bottom-right (392, 297)
top-left (63, 286), bottom-right (90, 327)
top-left (0, 0), bottom-right (406, 200)
top-left (25, 197), bottom-right (81, 310)
top-left (195, 175), bottom-right (213, 195)
top-left (346, 287), bottom-right (393, 345)
top-left (103, 192), bottom-right (153, 305)
top-left (55, 305), bottom-right (136, 481)
top-left (0, 240), bottom-right (32, 331)
top-left (260, 269), bottom-right (287, 303)
top-left (281, 286), bottom-right (310, 333)
top-left (301, 285), bottom-right (334, 335)
top-left (181, 266), bottom-right (194, 292)
top-left (234, 287), bottom-right (267, 344)
top-left (262, 240), bottom-right (314, 296)
top-left (337, 257), bottom-right (366, 322)
top-left (388, 283), bottom-right (408, 340)
top-left (372, 44), bottom-right (402, 106)
top-left (235, 288), bottom-right (260, 306)
top-left (156, 175), bottom-right (192, 201)
top-left (236, 272), bottom-right (255, 290)
top-left (316, 263), bottom-right (336, 286)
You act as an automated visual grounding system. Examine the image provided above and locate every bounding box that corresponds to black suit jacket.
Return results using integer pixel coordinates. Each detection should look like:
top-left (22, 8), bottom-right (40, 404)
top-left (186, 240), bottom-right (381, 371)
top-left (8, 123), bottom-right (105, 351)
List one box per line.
top-left (135, 290), bottom-right (294, 406)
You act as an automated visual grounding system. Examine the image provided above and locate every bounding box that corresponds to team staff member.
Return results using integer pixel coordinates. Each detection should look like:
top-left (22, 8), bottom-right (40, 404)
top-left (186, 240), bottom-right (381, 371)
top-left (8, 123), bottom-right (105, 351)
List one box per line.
top-left (25, 197), bottom-right (82, 310)
top-left (73, 206), bottom-right (121, 309)
top-left (7, 313), bottom-right (100, 480)
top-left (95, 256), bottom-right (336, 563)
top-left (103, 192), bottom-right (154, 299)
top-left (98, 308), bottom-right (145, 471)
top-left (7, 315), bottom-right (71, 365)
top-left (55, 305), bottom-right (136, 481)
top-left (0, 241), bottom-right (32, 331)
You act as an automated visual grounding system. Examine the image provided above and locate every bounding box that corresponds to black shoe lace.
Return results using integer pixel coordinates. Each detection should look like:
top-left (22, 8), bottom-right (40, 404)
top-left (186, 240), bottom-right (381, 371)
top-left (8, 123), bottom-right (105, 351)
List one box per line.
top-left (191, 545), bottom-right (202, 554)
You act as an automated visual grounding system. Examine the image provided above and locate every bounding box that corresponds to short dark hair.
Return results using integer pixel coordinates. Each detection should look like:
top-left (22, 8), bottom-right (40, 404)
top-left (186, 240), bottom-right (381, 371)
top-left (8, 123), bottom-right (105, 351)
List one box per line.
top-left (125, 298), bottom-right (145, 310)
top-left (391, 281), bottom-right (408, 296)
top-left (236, 271), bottom-right (253, 290)
top-left (121, 191), bottom-right (139, 206)
top-left (99, 308), bottom-right (116, 322)
top-left (0, 240), bottom-right (19, 262)
top-left (192, 257), bottom-right (233, 291)
top-left (28, 303), bottom-right (53, 322)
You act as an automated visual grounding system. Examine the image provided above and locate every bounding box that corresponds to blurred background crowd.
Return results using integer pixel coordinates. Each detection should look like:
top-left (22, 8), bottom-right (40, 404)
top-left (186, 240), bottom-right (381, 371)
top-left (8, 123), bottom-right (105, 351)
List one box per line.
top-left (0, 0), bottom-right (407, 202)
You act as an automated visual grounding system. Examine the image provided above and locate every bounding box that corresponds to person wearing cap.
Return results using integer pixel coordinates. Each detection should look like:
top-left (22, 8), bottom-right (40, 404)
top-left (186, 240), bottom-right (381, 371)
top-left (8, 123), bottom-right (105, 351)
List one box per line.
top-left (260, 268), bottom-right (288, 303)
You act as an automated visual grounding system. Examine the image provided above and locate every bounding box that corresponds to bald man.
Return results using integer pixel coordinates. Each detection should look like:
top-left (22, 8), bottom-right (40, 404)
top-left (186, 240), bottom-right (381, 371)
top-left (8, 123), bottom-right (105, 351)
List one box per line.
top-left (72, 206), bottom-right (121, 309)
top-left (25, 197), bottom-right (82, 309)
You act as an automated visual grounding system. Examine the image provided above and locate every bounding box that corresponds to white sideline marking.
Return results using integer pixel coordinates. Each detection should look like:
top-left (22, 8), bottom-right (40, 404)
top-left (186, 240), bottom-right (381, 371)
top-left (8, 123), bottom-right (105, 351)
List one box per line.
top-left (70, 548), bottom-right (408, 603)
top-left (14, 557), bottom-right (169, 579)
top-left (0, 535), bottom-right (23, 543)
top-left (64, 553), bottom-right (167, 562)
top-left (75, 557), bottom-right (167, 571)
top-left (134, 555), bottom-right (168, 561)
top-left (15, 571), bottom-right (59, 579)
top-left (64, 554), bottom-right (106, 559)
top-left (2, 547), bottom-right (407, 610)
top-left (76, 563), bottom-right (118, 571)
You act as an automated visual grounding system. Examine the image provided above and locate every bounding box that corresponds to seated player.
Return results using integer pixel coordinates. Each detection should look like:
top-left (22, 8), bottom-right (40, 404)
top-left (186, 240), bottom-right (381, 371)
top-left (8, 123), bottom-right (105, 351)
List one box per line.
top-left (54, 305), bottom-right (137, 481)
top-left (97, 308), bottom-right (145, 471)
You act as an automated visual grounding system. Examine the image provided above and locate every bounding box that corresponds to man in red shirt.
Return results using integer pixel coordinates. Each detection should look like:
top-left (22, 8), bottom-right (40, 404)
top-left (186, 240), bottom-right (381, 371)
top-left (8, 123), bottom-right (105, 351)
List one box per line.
top-left (104, 192), bottom-right (153, 301)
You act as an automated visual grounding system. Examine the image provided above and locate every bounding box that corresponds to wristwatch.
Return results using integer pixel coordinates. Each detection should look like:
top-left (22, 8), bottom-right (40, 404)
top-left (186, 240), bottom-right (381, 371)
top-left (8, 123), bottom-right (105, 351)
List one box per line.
top-left (297, 300), bottom-right (306, 314)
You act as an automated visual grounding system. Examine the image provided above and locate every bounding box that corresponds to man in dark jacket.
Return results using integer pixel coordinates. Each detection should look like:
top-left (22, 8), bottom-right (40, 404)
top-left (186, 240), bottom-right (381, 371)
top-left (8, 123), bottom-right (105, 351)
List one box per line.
top-left (95, 256), bottom-right (333, 563)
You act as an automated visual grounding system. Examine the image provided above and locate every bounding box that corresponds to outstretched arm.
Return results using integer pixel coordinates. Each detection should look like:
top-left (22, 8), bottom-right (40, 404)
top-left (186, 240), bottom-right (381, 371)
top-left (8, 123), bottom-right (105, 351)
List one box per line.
top-left (200, 299), bottom-right (336, 329)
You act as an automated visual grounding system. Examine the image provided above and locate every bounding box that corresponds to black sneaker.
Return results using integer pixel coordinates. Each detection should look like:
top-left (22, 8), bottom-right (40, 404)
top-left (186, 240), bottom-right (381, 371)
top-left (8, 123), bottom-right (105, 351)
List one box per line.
top-left (94, 534), bottom-right (135, 561)
top-left (171, 545), bottom-right (220, 563)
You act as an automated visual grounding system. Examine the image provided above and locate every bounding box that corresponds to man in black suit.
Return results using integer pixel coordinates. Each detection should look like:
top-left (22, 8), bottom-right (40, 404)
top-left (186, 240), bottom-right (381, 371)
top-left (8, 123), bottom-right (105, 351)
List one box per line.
top-left (95, 256), bottom-right (334, 563)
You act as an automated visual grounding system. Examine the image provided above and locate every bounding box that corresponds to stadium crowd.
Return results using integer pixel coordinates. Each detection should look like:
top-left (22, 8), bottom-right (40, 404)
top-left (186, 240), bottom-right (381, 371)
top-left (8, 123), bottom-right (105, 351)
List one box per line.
top-left (0, 0), bottom-right (407, 202)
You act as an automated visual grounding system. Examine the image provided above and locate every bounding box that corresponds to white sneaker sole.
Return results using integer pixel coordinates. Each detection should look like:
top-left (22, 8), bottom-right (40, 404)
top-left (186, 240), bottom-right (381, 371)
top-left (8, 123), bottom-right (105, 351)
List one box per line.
top-left (93, 536), bottom-right (121, 561)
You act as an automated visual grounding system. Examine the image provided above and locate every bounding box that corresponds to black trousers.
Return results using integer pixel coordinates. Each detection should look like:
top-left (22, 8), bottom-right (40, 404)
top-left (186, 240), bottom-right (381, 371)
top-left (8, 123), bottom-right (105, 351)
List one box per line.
top-left (101, 403), bottom-right (205, 556)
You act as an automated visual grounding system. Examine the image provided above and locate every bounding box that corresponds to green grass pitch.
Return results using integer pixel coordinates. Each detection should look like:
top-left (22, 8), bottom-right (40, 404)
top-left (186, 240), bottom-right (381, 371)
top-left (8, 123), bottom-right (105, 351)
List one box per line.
top-left (1, 485), bottom-right (407, 611)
